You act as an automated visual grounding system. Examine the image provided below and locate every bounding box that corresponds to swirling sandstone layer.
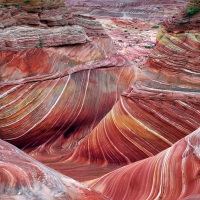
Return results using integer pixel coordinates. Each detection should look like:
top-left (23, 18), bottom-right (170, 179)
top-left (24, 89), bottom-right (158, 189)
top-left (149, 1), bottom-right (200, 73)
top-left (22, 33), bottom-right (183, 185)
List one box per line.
top-left (85, 1), bottom-right (200, 199)
top-left (0, 2), bottom-right (134, 165)
top-left (0, 139), bottom-right (107, 200)
top-left (41, 0), bottom-right (200, 183)
top-left (64, 88), bottom-right (200, 167)
top-left (0, 50), bottom-right (133, 152)
top-left (0, 1), bottom-right (135, 199)
top-left (90, 127), bottom-right (200, 200)
top-left (2, 0), bottom-right (200, 199)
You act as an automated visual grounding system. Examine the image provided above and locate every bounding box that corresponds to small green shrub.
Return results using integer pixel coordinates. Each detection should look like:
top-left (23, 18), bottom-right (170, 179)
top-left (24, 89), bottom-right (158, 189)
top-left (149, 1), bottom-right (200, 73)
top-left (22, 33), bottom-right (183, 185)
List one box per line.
top-left (158, 21), bottom-right (162, 25)
top-left (151, 25), bottom-right (159, 28)
top-left (187, 7), bottom-right (199, 16)
top-left (144, 45), bottom-right (154, 49)
top-left (118, 40), bottom-right (123, 42)
top-left (178, 19), bottom-right (185, 25)
top-left (14, 4), bottom-right (21, 8)
top-left (24, 0), bottom-right (30, 4)
top-left (39, 39), bottom-right (44, 47)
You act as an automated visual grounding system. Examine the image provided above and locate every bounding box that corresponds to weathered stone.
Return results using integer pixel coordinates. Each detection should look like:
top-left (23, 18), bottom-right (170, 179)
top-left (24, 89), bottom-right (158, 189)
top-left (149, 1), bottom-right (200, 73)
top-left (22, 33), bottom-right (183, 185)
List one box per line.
top-left (0, 0), bottom-right (65, 9)
top-left (0, 25), bottom-right (89, 50)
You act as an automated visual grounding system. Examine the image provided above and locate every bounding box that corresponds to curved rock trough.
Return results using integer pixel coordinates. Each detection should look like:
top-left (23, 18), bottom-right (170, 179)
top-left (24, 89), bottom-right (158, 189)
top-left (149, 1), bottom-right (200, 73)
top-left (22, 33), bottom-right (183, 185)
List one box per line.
top-left (1, 0), bottom-right (200, 200)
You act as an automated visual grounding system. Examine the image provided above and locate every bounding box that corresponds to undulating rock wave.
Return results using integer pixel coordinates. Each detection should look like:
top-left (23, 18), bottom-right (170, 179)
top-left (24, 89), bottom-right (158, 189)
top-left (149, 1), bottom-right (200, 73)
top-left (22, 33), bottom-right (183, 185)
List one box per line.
top-left (0, 49), bottom-right (134, 153)
top-left (82, 1), bottom-right (200, 199)
top-left (52, 0), bottom-right (200, 181)
top-left (0, 1), bottom-right (134, 157)
top-left (0, 139), bottom-right (107, 200)
top-left (65, 87), bottom-right (200, 166)
top-left (90, 127), bottom-right (200, 200)
top-left (0, 0), bottom-right (134, 198)
top-left (20, 2), bottom-right (200, 190)
top-left (1, 0), bottom-right (200, 199)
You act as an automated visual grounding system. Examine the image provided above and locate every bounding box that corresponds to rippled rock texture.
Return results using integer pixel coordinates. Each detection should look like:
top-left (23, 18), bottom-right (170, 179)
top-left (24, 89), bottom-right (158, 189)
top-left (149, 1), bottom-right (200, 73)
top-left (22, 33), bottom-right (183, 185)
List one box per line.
top-left (0, 0), bottom-right (134, 199)
top-left (78, 0), bottom-right (200, 199)
top-left (0, 0), bottom-right (134, 155)
top-left (50, 0), bottom-right (200, 183)
top-left (90, 127), bottom-right (200, 200)
top-left (0, 139), bottom-right (107, 200)
top-left (1, 0), bottom-right (200, 199)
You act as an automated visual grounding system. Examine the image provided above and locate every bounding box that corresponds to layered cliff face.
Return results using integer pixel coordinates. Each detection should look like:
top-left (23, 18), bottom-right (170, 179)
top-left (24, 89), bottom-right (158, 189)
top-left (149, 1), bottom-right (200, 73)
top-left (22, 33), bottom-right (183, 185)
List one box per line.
top-left (0, 3), bottom-right (108, 49)
top-left (0, 0), bottom-right (64, 9)
top-left (64, 0), bottom-right (188, 18)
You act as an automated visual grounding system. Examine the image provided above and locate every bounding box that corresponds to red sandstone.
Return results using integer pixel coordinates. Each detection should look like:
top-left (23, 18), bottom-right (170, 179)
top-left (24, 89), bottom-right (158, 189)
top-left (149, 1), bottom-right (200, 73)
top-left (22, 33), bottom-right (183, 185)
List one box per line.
top-left (1, 0), bottom-right (200, 200)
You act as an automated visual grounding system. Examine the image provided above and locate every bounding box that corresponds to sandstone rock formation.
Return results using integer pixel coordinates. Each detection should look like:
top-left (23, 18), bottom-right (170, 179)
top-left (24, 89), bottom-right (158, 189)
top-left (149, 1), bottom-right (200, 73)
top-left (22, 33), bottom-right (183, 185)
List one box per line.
top-left (89, 127), bottom-right (200, 200)
top-left (0, 0), bottom-right (135, 198)
top-left (0, 0), bottom-right (135, 180)
top-left (42, 0), bottom-right (200, 184)
top-left (0, 0), bottom-right (64, 9)
top-left (1, 0), bottom-right (200, 199)
top-left (64, 0), bottom-right (188, 18)
top-left (163, 0), bottom-right (200, 33)
top-left (0, 139), bottom-right (107, 200)
top-left (0, 3), bottom-right (108, 50)
top-left (83, 2), bottom-right (200, 199)
top-left (63, 88), bottom-right (200, 165)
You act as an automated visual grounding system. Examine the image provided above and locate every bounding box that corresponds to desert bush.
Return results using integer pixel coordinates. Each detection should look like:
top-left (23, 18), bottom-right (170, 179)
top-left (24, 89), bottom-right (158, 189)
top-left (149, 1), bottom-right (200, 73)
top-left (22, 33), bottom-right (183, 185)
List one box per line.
top-left (187, 7), bottom-right (199, 16)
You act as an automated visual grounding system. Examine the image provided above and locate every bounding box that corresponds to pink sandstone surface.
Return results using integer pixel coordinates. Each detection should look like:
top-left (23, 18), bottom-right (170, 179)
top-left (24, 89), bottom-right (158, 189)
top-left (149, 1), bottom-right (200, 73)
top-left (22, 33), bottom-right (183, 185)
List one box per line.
top-left (0, 138), bottom-right (107, 200)
top-left (90, 127), bottom-right (200, 200)
top-left (1, 0), bottom-right (200, 200)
